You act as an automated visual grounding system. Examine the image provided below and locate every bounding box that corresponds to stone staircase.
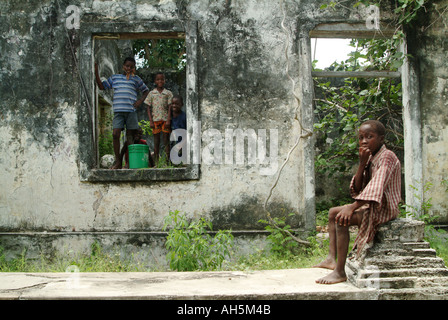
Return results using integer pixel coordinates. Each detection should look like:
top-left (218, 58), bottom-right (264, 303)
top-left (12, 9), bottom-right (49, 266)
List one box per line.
top-left (346, 218), bottom-right (448, 299)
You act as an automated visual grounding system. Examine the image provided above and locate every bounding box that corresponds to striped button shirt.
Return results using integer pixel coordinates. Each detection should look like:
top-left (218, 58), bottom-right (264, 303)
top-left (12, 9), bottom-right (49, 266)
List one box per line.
top-left (102, 74), bottom-right (149, 113)
top-left (350, 144), bottom-right (402, 255)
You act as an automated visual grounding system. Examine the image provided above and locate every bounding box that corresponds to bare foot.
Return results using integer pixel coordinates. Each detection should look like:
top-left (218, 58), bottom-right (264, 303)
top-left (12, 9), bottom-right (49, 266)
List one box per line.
top-left (315, 270), bottom-right (347, 284)
top-left (313, 257), bottom-right (336, 270)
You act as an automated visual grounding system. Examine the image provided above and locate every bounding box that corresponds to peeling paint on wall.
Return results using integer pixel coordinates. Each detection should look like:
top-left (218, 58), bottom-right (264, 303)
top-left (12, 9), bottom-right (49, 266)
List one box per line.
top-left (1, 0), bottom-right (447, 249)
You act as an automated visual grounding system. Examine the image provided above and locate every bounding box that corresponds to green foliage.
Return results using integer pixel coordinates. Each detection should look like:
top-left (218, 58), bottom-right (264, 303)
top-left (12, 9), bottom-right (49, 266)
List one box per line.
top-left (72, 242), bottom-right (141, 272)
top-left (393, 0), bottom-right (429, 25)
top-left (163, 210), bottom-right (234, 271)
top-left (0, 248), bottom-right (30, 272)
top-left (257, 212), bottom-right (333, 267)
top-left (259, 213), bottom-right (300, 257)
top-left (98, 111), bottom-right (114, 159)
top-left (349, 1), bottom-right (429, 27)
top-left (426, 227), bottom-right (448, 267)
top-left (98, 131), bottom-right (114, 159)
top-left (319, 2), bottom-right (337, 10)
top-left (229, 246), bottom-right (328, 271)
top-left (313, 38), bottom-right (404, 177)
top-left (0, 242), bottom-right (147, 272)
top-left (138, 119), bottom-right (153, 137)
top-left (304, 235), bottom-right (330, 257)
top-left (400, 181), bottom-right (434, 219)
top-left (314, 0), bottom-right (431, 177)
top-left (441, 178), bottom-right (448, 193)
top-left (133, 38), bottom-right (186, 71)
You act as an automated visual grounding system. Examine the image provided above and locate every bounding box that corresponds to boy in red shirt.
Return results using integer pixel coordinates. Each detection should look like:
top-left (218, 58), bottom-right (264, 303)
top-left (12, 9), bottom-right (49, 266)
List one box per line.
top-left (314, 120), bottom-right (401, 284)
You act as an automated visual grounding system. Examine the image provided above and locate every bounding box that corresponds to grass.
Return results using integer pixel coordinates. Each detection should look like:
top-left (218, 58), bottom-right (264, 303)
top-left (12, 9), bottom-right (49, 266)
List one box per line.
top-left (0, 239), bottom-right (330, 273)
top-left (0, 243), bottom-right (149, 273)
top-left (425, 227), bottom-right (448, 267)
top-left (225, 247), bottom-right (328, 272)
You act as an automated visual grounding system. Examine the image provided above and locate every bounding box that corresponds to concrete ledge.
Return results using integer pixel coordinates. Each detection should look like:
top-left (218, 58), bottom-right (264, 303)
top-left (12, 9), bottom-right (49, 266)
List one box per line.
top-left (0, 269), bottom-right (378, 300)
top-left (86, 165), bottom-right (200, 182)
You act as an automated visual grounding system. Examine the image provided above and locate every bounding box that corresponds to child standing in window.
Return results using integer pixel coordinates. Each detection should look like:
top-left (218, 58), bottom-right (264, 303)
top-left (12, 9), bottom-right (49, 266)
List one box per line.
top-left (95, 57), bottom-right (149, 169)
top-left (144, 72), bottom-right (173, 165)
top-left (169, 95), bottom-right (187, 163)
top-left (170, 95), bottom-right (186, 134)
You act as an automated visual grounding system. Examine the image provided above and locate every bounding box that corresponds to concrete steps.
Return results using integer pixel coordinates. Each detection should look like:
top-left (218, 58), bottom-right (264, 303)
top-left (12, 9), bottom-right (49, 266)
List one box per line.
top-left (356, 267), bottom-right (448, 279)
top-left (346, 218), bottom-right (448, 298)
top-left (363, 255), bottom-right (447, 269)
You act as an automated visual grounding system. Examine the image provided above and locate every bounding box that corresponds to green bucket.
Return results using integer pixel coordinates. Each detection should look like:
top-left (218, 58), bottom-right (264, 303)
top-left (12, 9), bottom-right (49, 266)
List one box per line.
top-left (128, 144), bottom-right (149, 169)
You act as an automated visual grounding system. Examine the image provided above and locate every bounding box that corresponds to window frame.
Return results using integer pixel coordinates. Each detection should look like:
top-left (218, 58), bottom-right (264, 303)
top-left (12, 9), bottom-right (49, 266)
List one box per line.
top-left (310, 23), bottom-right (398, 79)
top-left (78, 20), bottom-right (199, 182)
top-left (304, 22), bottom-right (423, 215)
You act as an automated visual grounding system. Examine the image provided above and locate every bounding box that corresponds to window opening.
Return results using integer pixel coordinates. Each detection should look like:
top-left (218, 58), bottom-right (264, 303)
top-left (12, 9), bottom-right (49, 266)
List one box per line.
top-left (79, 21), bottom-right (199, 182)
top-left (312, 38), bottom-right (355, 69)
top-left (95, 34), bottom-right (186, 169)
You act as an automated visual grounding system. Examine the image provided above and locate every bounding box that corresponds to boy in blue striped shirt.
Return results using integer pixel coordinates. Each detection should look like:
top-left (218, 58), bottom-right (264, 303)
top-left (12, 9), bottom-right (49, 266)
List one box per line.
top-left (95, 57), bottom-right (149, 169)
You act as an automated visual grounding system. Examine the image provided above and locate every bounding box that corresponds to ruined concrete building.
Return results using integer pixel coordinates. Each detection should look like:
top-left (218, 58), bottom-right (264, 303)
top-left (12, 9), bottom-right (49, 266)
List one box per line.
top-left (1, 0), bottom-right (447, 262)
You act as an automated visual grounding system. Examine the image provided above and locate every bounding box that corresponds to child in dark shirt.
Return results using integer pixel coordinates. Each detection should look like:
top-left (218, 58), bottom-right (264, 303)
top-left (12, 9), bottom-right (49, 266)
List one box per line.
top-left (169, 95), bottom-right (186, 163)
top-left (170, 95), bottom-right (186, 132)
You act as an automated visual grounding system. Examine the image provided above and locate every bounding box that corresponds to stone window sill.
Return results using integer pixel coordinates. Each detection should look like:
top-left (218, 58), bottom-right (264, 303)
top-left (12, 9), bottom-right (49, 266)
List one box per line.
top-left (84, 165), bottom-right (199, 183)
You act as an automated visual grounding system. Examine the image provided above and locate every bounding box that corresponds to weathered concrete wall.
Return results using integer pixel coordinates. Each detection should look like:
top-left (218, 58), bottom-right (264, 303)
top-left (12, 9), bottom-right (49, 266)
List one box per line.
top-left (0, 0), bottom-right (314, 235)
top-left (1, 0), bottom-right (84, 232)
top-left (1, 0), bottom-right (447, 260)
top-left (413, 0), bottom-right (448, 223)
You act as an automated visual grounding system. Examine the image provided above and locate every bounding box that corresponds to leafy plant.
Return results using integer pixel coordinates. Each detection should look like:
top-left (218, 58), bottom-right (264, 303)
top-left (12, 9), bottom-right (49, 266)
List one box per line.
top-left (0, 243), bottom-right (147, 272)
top-left (138, 119), bottom-right (153, 137)
top-left (393, 0), bottom-right (429, 25)
top-left (441, 178), bottom-right (448, 193)
top-left (98, 111), bottom-right (114, 159)
top-left (98, 131), bottom-right (114, 159)
top-left (162, 210), bottom-right (234, 271)
top-left (400, 181), bottom-right (434, 220)
top-left (259, 213), bottom-right (302, 257)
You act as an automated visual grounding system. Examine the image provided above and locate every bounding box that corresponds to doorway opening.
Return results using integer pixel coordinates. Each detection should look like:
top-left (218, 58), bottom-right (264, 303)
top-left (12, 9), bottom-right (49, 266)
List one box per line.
top-left (311, 36), bottom-right (404, 204)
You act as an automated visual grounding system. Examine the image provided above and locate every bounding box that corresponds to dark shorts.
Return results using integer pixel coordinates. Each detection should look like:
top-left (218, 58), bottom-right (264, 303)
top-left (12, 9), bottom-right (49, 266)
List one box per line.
top-left (113, 112), bottom-right (139, 130)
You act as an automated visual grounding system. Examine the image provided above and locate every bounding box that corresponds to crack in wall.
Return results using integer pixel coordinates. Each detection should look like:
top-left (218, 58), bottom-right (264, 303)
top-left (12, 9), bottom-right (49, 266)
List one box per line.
top-left (262, 0), bottom-right (313, 244)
